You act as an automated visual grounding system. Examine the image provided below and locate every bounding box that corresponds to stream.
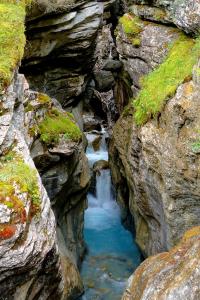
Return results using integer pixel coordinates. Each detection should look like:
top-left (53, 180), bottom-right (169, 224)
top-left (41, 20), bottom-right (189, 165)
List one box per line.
top-left (80, 129), bottom-right (142, 300)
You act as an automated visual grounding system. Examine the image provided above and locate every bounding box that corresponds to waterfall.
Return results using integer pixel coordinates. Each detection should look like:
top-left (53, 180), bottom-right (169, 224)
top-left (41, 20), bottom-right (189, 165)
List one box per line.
top-left (80, 129), bottom-right (141, 300)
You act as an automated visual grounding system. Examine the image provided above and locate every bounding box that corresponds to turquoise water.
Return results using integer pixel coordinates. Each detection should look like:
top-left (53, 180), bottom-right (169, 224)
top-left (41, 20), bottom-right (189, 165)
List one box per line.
top-left (80, 132), bottom-right (142, 300)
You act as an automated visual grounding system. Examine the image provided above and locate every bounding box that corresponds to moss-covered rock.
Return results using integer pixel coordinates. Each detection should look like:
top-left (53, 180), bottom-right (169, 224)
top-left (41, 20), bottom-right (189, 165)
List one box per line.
top-left (38, 108), bottom-right (82, 146)
top-left (133, 35), bottom-right (200, 125)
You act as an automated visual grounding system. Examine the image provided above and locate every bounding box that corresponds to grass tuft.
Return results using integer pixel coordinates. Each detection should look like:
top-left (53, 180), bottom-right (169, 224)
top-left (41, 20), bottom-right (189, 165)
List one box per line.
top-left (133, 34), bottom-right (200, 125)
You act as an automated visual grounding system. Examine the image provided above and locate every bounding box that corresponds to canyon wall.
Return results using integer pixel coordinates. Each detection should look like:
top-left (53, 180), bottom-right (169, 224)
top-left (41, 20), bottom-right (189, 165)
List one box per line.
top-left (0, 72), bottom-right (85, 299)
top-left (107, 0), bottom-right (200, 298)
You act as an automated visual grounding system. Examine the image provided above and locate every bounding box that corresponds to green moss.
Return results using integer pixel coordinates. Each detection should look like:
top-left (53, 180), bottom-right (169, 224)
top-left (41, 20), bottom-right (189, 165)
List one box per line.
top-left (192, 136), bottom-right (200, 152)
top-left (37, 93), bottom-right (51, 105)
top-left (132, 37), bottom-right (141, 47)
top-left (38, 108), bottom-right (82, 145)
top-left (133, 35), bottom-right (200, 125)
top-left (119, 14), bottom-right (143, 36)
top-left (0, 1), bottom-right (28, 90)
top-left (0, 153), bottom-right (40, 212)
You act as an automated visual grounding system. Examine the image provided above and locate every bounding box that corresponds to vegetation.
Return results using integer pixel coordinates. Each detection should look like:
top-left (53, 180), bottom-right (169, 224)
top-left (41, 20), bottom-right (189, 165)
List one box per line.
top-left (0, 152), bottom-right (40, 215)
top-left (38, 108), bottom-right (82, 145)
top-left (119, 14), bottom-right (143, 36)
top-left (192, 133), bottom-right (200, 152)
top-left (0, 1), bottom-right (31, 90)
top-left (119, 13), bottom-right (143, 47)
top-left (133, 35), bottom-right (200, 125)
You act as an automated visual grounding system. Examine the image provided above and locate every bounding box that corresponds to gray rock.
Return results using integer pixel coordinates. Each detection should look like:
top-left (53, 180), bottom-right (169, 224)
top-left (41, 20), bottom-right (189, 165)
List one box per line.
top-left (103, 59), bottom-right (123, 71)
top-left (22, 1), bottom-right (104, 107)
top-left (127, 0), bottom-right (200, 34)
top-left (94, 70), bottom-right (115, 92)
top-left (110, 68), bottom-right (200, 257)
top-left (0, 74), bottom-right (87, 299)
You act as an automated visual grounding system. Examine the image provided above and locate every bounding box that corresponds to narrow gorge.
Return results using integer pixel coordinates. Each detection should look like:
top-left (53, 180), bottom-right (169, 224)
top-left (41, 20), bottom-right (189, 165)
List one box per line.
top-left (0, 0), bottom-right (200, 300)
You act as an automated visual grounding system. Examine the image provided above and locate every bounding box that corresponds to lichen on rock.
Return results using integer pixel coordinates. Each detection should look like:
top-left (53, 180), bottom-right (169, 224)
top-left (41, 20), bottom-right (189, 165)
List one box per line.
top-left (122, 226), bottom-right (200, 300)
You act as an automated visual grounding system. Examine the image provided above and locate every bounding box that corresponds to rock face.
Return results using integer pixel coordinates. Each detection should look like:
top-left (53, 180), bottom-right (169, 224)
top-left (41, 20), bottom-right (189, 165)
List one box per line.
top-left (0, 73), bottom-right (85, 299)
top-left (127, 0), bottom-right (200, 34)
top-left (21, 1), bottom-right (104, 107)
top-left (110, 2), bottom-right (200, 257)
top-left (110, 66), bottom-right (200, 257)
top-left (116, 14), bottom-right (180, 98)
top-left (122, 226), bottom-right (200, 300)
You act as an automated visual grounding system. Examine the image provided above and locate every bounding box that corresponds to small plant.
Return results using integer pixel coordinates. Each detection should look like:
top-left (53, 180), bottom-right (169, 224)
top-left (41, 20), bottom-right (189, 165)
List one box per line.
top-left (192, 133), bottom-right (200, 152)
top-left (133, 34), bottom-right (200, 125)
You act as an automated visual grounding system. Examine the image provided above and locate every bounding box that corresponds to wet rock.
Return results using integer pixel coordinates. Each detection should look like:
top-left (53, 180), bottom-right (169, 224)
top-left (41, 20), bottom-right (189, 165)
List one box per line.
top-left (92, 135), bottom-right (102, 151)
top-left (122, 227), bottom-right (200, 300)
top-left (102, 59), bottom-right (123, 71)
top-left (83, 114), bottom-right (102, 132)
top-left (94, 70), bottom-right (115, 92)
top-left (93, 160), bottom-right (109, 175)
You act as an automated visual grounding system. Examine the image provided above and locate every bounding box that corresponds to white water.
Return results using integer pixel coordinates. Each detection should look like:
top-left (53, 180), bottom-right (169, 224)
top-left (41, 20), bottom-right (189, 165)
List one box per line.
top-left (80, 129), bottom-right (141, 300)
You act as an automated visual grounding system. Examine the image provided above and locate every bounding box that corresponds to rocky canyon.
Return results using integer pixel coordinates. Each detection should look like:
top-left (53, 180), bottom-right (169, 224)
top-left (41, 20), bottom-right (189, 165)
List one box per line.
top-left (0, 0), bottom-right (200, 299)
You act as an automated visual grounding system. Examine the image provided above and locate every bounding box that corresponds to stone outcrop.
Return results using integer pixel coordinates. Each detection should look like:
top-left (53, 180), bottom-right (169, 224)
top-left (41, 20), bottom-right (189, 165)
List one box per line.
top-left (122, 226), bottom-right (200, 300)
top-left (110, 1), bottom-right (200, 258)
top-left (116, 14), bottom-right (180, 98)
top-left (110, 63), bottom-right (200, 256)
top-left (26, 93), bottom-right (90, 267)
top-left (127, 0), bottom-right (200, 34)
top-left (21, 1), bottom-right (104, 107)
top-left (0, 73), bottom-right (86, 299)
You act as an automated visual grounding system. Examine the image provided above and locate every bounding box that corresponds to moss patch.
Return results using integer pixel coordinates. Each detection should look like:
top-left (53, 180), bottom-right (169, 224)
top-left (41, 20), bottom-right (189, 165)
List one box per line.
top-left (119, 13), bottom-right (143, 46)
top-left (38, 108), bottom-right (82, 145)
top-left (133, 35), bottom-right (200, 125)
top-left (119, 13), bottom-right (143, 36)
top-left (0, 1), bottom-right (30, 90)
top-left (0, 152), bottom-right (40, 216)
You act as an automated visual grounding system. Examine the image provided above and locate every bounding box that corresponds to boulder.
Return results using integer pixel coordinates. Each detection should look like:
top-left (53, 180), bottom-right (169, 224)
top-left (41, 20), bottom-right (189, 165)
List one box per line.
top-left (94, 70), bottom-right (115, 92)
top-left (93, 159), bottom-right (109, 175)
top-left (102, 59), bottom-right (123, 71)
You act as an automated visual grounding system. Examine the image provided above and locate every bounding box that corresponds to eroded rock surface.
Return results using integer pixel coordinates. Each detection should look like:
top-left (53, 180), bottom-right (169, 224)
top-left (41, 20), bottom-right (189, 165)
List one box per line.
top-left (0, 73), bottom-right (85, 299)
top-left (116, 16), bottom-right (180, 97)
top-left (22, 1), bottom-right (104, 107)
top-left (127, 0), bottom-right (200, 34)
top-left (122, 227), bottom-right (200, 300)
top-left (110, 63), bottom-right (200, 256)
